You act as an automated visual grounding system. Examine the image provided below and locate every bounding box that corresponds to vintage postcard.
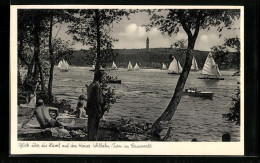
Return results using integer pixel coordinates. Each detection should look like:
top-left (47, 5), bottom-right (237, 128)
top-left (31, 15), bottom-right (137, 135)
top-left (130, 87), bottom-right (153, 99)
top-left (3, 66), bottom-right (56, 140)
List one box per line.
top-left (10, 5), bottom-right (244, 155)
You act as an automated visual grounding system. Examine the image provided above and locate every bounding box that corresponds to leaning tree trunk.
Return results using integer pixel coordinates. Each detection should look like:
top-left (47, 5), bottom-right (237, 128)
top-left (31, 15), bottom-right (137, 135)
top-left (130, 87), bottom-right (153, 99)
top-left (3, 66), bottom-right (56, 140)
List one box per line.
top-left (151, 36), bottom-right (196, 136)
top-left (48, 12), bottom-right (54, 102)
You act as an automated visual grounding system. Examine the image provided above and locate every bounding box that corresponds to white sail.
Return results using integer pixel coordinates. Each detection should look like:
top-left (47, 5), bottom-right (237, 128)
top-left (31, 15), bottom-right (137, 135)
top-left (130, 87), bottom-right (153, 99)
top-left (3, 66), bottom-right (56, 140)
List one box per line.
top-left (177, 60), bottom-right (183, 73)
top-left (168, 58), bottom-right (182, 74)
top-left (128, 61), bottom-right (134, 71)
top-left (134, 63), bottom-right (140, 70)
top-left (214, 65), bottom-right (222, 78)
top-left (59, 59), bottom-right (69, 71)
top-left (201, 52), bottom-right (222, 78)
top-left (191, 57), bottom-right (199, 71)
top-left (58, 61), bottom-right (62, 68)
top-left (111, 61), bottom-right (118, 70)
top-left (65, 61), bottom-right (70, 69)
top-left (162, 63), bottom-right (167, 70)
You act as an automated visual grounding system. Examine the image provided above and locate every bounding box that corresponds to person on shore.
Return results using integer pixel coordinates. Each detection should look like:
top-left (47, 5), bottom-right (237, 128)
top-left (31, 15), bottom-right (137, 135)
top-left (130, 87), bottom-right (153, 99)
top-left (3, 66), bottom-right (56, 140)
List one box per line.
top-left (222, 133), bottom-right (231, 142)
top-left (86, 70), bottom-right (105, 141)
top-left (76, 100), bottom-right (86, 118)
top-left (22, 99), bottom-right (75, 129)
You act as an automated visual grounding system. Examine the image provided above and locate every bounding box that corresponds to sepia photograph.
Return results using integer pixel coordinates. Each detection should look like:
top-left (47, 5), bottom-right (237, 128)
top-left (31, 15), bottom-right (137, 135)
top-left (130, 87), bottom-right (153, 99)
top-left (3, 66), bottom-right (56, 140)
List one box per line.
top-left (10, 5), bottom-right (244, 155)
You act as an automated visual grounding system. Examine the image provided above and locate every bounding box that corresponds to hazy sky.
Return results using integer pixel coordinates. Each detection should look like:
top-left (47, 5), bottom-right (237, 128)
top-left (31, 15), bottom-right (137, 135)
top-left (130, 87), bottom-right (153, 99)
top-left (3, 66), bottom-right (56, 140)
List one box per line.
top-left (53, 11), bottom-right (240, 51)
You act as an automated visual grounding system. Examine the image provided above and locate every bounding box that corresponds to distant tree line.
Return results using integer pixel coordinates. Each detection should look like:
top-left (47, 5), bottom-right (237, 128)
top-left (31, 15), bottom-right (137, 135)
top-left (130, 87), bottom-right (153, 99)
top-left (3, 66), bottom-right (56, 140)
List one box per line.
top-left (68, 48), bottom-right (239, 69)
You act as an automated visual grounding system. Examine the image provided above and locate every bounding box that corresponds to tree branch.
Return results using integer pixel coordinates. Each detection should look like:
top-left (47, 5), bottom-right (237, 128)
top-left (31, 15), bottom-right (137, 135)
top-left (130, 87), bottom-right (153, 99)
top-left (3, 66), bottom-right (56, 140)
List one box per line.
top-left (178, 11), bottom-right (192, 38)
top-left (193, 10), bottom-right (203, 40)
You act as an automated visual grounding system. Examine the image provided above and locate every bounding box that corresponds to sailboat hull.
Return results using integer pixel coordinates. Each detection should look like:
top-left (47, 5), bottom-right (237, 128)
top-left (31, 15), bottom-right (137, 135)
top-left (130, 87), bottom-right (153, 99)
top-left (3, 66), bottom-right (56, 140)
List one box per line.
top-left (89, 69), bottom-right (104, 72)
top-left (60, 69), bottom-right (69, 72)
top-left (198, 77), bottom-right (224, 80)
top-left (182, 91), bottom-right (214, 99)
top-left (108, 79), bottom-right (121, 84)
top-left (168, 72), bottom-right (181, 75)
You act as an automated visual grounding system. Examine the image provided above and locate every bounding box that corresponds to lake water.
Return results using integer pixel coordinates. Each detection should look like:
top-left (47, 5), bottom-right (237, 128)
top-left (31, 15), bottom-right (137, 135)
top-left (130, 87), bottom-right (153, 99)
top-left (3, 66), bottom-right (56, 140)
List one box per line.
top-left (52, 67), bottom-right (240, 142)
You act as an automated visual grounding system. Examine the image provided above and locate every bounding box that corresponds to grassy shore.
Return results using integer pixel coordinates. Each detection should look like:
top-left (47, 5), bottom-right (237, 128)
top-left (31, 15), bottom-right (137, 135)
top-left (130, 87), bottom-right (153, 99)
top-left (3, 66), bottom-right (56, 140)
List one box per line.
top-left (18, 113), bottom-right (162, 141)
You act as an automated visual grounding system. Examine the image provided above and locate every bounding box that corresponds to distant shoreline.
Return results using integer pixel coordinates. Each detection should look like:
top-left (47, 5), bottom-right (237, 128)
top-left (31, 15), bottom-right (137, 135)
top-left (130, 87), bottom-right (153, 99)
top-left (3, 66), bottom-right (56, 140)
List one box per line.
top-left (68, 49), bottom-right (239, 70)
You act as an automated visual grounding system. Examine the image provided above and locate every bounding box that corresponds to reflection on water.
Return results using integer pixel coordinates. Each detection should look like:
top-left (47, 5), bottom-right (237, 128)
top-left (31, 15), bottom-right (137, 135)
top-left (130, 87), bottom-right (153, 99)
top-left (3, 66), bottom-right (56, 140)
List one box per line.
top-left (53, 67), bottom-right (240, 142)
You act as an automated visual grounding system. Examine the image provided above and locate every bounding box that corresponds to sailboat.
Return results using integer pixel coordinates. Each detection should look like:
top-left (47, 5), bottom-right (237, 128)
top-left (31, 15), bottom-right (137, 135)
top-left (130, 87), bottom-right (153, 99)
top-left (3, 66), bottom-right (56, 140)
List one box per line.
top-left (128, 61), bottom-right (134, 71)
top-left (168, 58), bottom-right (183, 74)
top-left (191, 57), bottom-right (199, 71)
top-left (198, 52), bottom-right (224, 80)
top-left (134, 63), bottom-right (140, 71)
top-left (111, 61), bottom-right (118, 70)
top-left (57, 61), bottom-right (62, 68)
top-left (59, 59), bottom-right (70, 72)
top-left (89, 64), bottom-right (96, 71)
top-left (161, 63), bottom-right (167, 70)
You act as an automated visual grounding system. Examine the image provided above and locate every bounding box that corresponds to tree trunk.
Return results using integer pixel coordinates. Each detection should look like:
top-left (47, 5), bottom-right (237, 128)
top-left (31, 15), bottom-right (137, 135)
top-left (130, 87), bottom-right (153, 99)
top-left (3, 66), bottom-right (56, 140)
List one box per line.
top-left (48, 12), bottom-right (54, 102)
top-left (87, 9), bottom-right (102, 141)
top-left (33, 12), bottom-right (45, 92)
top-left (151, 36), bottom-right (196, 136)
top-left (33, 56), bottom-right (38, 81)
top-left (38, 61), bottom-right (45, 92)
top-left (18, 36), bottom-right (34, 82)
top-left (94, 9), bottom-right (101, 75)
top-left (26, 64), bottom-right (33, 81)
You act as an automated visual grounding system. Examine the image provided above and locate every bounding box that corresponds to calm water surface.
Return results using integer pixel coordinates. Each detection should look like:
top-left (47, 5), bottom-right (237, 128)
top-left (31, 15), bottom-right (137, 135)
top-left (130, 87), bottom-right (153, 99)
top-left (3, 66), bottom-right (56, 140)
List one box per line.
top-left (52, 67), bottom-right (240, 142)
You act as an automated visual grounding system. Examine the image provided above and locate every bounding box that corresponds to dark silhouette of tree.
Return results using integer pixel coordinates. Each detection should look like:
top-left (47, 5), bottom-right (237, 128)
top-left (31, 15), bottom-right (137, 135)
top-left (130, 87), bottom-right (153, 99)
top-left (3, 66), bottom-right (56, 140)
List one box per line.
top-left (18, 9), bottom-right (74, 103)
top-left (211, 37), bottom-right (240, 125)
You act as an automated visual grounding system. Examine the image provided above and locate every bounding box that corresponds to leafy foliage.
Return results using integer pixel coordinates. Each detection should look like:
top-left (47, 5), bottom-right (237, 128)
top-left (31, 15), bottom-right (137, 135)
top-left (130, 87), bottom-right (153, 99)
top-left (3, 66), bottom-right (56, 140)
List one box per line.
top-left (100, 73), bottom-right (117, 113)
top-left (67, 9), bottom-right (130, 68)
top-left (223, 86), bottom-right (240, 125)
top-left (147, 9), bottom-right (240, 38)
top-left (172, 39), bottom-right (187, 49)
top-left (211, 37), bottom-right (240, 69)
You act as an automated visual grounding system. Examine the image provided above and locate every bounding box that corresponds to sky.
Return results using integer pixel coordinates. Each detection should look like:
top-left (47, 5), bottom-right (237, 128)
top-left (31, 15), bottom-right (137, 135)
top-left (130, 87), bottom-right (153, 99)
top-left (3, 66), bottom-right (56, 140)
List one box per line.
top-left (53, 11), bottom-right (240, 51)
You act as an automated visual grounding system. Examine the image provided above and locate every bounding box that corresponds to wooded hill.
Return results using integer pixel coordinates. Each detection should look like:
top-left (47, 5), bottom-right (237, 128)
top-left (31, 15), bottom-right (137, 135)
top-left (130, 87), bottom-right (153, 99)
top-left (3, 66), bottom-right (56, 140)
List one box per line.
top-left (68, 48), bottom-right (237, 69)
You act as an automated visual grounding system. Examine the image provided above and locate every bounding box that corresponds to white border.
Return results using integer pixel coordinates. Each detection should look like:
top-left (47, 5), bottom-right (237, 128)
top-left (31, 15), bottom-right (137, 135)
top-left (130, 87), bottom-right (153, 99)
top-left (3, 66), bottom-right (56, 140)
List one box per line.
top-left (10, 5), bottom-right (244, 155)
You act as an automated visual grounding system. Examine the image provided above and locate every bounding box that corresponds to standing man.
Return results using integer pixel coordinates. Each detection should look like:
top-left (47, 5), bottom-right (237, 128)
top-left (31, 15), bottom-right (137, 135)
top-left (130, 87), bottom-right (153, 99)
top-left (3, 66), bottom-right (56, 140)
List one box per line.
top-left (87, 70), bottom-right (105, 141)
